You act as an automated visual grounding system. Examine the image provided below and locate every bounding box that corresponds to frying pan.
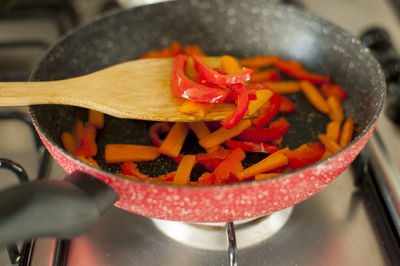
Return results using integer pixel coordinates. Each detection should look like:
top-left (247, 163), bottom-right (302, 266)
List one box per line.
top-left (0, 0), bottom-right (385, 244)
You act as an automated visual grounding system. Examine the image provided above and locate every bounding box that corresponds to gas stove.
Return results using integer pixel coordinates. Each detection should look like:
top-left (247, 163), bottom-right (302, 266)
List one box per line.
top-left (0, 0), bottom-right (400, 265)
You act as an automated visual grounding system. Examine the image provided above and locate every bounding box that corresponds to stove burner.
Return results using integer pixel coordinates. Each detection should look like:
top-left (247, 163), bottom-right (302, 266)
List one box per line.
top-left (152, 207), bottom-right (293, 251)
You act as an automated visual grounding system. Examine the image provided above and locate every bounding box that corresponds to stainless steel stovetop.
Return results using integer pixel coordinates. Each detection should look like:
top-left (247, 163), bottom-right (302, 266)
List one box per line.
top-left (0, 0), bottom-right (400, 265)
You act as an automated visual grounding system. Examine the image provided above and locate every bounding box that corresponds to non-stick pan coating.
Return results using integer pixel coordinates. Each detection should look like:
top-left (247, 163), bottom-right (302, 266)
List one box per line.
top-left (29, 1), bottom-right (385, 222)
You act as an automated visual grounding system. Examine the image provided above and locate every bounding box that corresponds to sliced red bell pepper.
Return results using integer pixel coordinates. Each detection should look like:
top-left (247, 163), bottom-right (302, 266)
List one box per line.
top-left (196, 147), bottom-right (232, 171)
top-left (73, 125), bottom-right (97, 157)
top-left (285, 142), bottom-right (324, 169)
top-left (149, 122), bottom-right (173, 147)
top-left (193, 55), bottom-right (253, 85)
top-left (320, 84), bottom-right (347, 100)
top-left (171, 55), bottom-right (229, 103)
top-left (279, 96), bottom-right (296, 113)
top-left (236, 117), bottom-right (290, 142)
top-left (212, 147), bottom-right (246, 184)
top-left (251, 87), bottom-right (281, 129)
top-left (224, 139), bottom-right (278, 154)
top-left (197, 172), bottom-right (216, 185)
top-left (221, 83), bottom-right (249, 129)
top-left (273, 58), bottom-right (329, 85)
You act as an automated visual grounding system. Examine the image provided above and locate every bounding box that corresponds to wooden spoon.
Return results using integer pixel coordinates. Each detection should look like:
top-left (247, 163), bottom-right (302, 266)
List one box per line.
top-left (0, 57), bottom-right (253, 122)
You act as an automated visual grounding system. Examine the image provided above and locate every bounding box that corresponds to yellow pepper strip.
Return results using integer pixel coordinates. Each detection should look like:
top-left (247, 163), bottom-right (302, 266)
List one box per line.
top-left (159, 122), bottom-right (190, 158)
top-left (178, 100), bottom-right (214, 117)
top-left (300, 80), bottom-right (330, 114)
top-left (247, 89), bottom-right (273, 115)
top-left (199, 119), bottom-right (251, 149)
top-left (173, 155), bottom-right (197, 185)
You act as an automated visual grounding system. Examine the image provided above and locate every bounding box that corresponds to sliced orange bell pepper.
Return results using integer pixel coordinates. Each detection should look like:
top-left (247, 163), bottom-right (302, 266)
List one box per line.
top-left (236, 152), bottom-right (288, 180)
top-left (327, 96), bottom-right (344, 122)
top-left (299, 80), bottom-right (330, 114)
top-left (75, 156), bottom-right (101, 169)
top-left (326, 120), bottom-right (341, 142)
top-left (262, 81), bottom-right (301, 94)
top-left (221, 55), bottom-right (241, 74)
top-left (318, 134), bottom-right (342, 153)
top-left (159, 122), bottom-right (190, 158)
top-left (197, 172), bottom-right (216, 186)
top-left (178, 100), bottom-right (214, 117)
top-left (173, 155), bottom-right (197, 185)
top-left (199, 119), bottom-right (252, 149)
top-left (121, 162), bottom-right (150, 180)
top-left (249, 69), bottom-right (280, 83)
top-left (339, 117), bottom-right (354, 147)
top-left (254, 172), bottom-right (281, 181)
top-left (105, 144), bottom-right (160, 163)
top-left (88, 110), bottom-right (104, 129)
top-left (61, 132), bottom-right (77, 154)
top-left (72, 120), bottom-right (84, 145)
top-left (239, 55), bottom-right (279, 68)
top-left (183, 44), bottom-right (206, 57)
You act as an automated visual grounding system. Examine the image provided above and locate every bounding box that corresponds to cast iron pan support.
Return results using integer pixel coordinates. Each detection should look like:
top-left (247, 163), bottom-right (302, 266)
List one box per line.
top-left (0, 171), bottom-right (118, 246)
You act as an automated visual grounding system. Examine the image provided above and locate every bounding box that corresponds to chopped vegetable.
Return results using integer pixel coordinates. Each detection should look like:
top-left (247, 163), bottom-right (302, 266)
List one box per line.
top-left (88, 110), bottom-right (104, 129)
top-left (149, 122), bottom-right (172, 147)
top-left (199, 119), bottom-right (251, 149)
top-left (251, 88), bottom-right (281, 128)
top-left (178, 100), bottom-right (214, 117)
top-left (299, 80), bottom-right (330, 114)
top-left (73, 125), bottom-right (97, 157)
top-left (239, 55), bottom-right (279, 68)
top-left (237, 118), bottom-right (290, 142)
top-left (173, 155), bottom-right (197, 185)
top-left (262, 81), bottom-right (301, 94)
top-left (193, 55), bottom-right (253, 85)
top-left (286, 142), bottom-right (324, 169)
top-left (212, 148), bottom-right (245, 184)
top-left (221, 83), bottom-right (249, 129)
top-left (247, 89), bottom-right (273, 115)
top-left (279, 96), bottom-right (296, 113)
top-left (249, 69), bottom-right (280, 83)
top-left (339, 117), bottom-right (354, 147)
top-left (105, 144), bottom-right (160, 163)
top-left (159, 122), bottom-right (190, 158)
top-left (224, 139), bottom-right (278, 154)
top-left (171, 55), bottom-right (229, 103)
top-left (236, 153), bottom-right (288, 180)
top-left (321, 84), bottom-right (347, 100)
top-left (61, 132), bottom-right (77, 154)
top-left (326, 121), bottom-right (341, 143)
top-left (254, 173), bottom-right (281, 181)
top-left (221, 55), bottom-right (241, 74)
top-left (327, 96), bottom-right (344, 122)
top-left (318, 134), bottom-right (342, 153)
top-left (196, 147), bottom-right (232, 171)
top-left (274, 58), bottom-right (329, 85)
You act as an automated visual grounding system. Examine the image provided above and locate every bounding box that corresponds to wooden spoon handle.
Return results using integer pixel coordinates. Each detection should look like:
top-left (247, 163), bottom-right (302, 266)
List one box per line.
top-left (0, 80), bottom-right (76, 106)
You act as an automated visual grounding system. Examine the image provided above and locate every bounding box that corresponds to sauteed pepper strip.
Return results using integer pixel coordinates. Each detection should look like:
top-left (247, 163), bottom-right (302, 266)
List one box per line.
top-left (193, 55), bottom-right (253, 85)
top-left (171, 54), bottom-right (229, 103)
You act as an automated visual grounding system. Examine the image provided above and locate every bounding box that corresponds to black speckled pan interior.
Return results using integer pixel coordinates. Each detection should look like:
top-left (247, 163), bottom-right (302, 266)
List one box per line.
top-left (29, 1), bottom-right (385, 179)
